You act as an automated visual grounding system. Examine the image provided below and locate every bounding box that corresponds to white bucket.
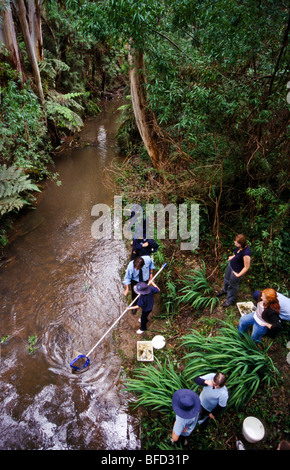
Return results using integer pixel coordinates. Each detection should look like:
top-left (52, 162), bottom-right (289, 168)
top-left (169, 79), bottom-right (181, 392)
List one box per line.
top-left (242, 417), bottom-right (265, 443)
top-left (152, 335), bottom-right (166, 349)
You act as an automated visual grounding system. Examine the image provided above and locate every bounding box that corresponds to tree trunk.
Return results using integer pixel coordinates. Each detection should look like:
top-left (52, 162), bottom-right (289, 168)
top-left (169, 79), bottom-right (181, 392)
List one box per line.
top-left (15, 0), bottom-right (44, 106)
top-left (128, 46), bottom-right (168, 168)
top-left (27, 0), bottom-right (44, 61)
top-left (0, 2), bottom-right (25, 83)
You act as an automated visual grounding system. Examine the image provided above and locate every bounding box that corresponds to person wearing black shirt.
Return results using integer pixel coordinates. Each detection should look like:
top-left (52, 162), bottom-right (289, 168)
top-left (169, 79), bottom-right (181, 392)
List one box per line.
top-left (217, 234), bottom-right (251, 307)
top-left (130, 238), bottom-right (159, 260)
top-left (127, 281), bottom-right (160, 334)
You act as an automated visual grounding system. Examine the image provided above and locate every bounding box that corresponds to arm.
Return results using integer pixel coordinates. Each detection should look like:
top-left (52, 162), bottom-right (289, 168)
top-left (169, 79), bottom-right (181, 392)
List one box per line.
top-left (195, 377), bottom-right (214, 387)
top-left (123, 263), bottom-right (133, 295)
top-left (233, 255), bottom-right (251, 278)
top-left (171, 425), bottom-right (179, 442)
top-left (150, 281), bottom-right (160, 290)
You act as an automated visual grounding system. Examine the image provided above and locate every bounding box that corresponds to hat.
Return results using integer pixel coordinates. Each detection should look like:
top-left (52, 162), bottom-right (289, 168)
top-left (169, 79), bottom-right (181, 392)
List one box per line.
top-left (172, 389), bottom-right (201, 419)
top-left (133, 281), bottom-right (151, 295)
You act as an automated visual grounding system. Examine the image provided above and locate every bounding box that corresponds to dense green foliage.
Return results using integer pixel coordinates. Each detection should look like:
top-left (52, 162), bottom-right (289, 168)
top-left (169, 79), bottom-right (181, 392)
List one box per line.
top-left (182, 323), bottom-right (280, 408)
top-left (0, 164), bottom-right (40, 216)
top-left (0, 76), bottom-right (51, 176)
top-left (125, 322), bottom-right (280, 411)
top-left (177, 261), bottom-right (219, 312)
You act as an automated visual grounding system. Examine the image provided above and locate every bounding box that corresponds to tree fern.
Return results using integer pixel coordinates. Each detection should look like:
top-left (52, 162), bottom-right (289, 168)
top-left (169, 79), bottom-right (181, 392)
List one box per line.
top-left (45, 90), bottom-right (87, 132)
top-left (0, 164), bottom-right (40, 216)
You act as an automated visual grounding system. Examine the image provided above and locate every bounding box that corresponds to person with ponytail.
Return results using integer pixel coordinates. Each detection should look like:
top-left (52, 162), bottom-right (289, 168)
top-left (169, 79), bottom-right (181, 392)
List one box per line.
top-left (238, 289), bottom-right (282, 343)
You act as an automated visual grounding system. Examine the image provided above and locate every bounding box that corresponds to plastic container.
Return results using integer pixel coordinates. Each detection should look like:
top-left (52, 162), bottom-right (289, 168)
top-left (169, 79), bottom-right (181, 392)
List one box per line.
top-left (236, 301), bottom-right (255, 316)
top-left (242, 417), bottom-right (265, 443)
top-left (152, 335), bottom-right (166, 349)
top-left (137, 341), bottom-right (154, 361)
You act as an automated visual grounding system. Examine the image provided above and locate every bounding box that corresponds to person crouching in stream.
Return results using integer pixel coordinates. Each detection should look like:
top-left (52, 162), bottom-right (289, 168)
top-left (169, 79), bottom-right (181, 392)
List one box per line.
top-left (127, 281), bottom-right (160, 334)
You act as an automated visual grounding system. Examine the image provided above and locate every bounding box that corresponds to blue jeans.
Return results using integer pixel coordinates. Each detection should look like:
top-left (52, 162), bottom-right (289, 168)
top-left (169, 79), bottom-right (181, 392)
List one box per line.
top-left (238, 312), bottom-right (268, 343)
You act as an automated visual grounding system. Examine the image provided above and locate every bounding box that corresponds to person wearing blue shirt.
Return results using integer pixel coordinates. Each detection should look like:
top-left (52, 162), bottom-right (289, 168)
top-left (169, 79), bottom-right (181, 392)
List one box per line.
top-left (123, 255), bottom-right (155, 303)
top-left (128, 281), bottom-right (160, 334)
top-left (195, 372), bottom-right (229, 426)
top-left (171, 389), bottom-right (201, 445)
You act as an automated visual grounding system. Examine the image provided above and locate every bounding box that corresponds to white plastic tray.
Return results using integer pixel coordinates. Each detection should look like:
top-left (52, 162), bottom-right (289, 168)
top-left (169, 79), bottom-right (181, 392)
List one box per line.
top-left (236, 301), bottom-right (255, 316)
top-left (137, 341), bottom-right (154, 361)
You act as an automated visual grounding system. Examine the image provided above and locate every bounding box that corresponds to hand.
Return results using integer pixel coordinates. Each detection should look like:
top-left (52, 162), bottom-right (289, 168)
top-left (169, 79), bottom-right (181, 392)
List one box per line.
top-left (205, 379), bottom-right (215, 387)
top-left (232, 271), bottom-right (239, 277)
top-left (209, 413), bottom-right (215, 420)
top-left (124, 287), bottom-right (129, 296)
top-left (150, 281), bottom-right (158, 288)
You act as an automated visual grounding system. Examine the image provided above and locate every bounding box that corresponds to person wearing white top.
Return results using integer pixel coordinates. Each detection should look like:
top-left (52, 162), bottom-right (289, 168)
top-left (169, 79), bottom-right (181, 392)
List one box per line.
top-left (239, 289), bottom-right (282, 343)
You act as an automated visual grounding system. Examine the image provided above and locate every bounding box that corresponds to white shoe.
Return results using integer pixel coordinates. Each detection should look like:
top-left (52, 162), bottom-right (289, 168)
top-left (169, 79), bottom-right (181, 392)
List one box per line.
top-left (137, 329), bottom-right (144, 334)
top-left (236, 440), bottom-right (246, 450)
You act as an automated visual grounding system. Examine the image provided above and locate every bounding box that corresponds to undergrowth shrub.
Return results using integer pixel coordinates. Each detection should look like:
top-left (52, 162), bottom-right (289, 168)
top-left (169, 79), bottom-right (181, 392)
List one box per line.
top-left (125, 323), bottom-right (280, 414)
top-left (177, 260), bottom-right (219, 312)
top-left (182, 322), bottom-right (281, 408)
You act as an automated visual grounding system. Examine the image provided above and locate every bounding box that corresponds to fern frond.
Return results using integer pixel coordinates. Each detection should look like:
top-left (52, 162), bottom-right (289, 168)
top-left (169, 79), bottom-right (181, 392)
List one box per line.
top-left (0, 164), bottom-right (40, 216)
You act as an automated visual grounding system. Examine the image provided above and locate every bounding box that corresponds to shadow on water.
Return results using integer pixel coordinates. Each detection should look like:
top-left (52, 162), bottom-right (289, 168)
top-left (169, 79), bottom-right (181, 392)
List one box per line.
top-left (0, 100), bottom-right (141, 450)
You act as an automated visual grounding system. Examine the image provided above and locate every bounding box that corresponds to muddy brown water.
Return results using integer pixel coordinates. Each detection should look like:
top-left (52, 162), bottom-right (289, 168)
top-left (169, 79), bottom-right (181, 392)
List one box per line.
top-left (0, 100), bottom-right (141, 450)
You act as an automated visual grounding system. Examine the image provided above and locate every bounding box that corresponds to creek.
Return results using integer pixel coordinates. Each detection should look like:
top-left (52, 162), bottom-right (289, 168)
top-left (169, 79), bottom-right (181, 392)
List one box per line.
top-left (0, 99), bottom-right (141, 450)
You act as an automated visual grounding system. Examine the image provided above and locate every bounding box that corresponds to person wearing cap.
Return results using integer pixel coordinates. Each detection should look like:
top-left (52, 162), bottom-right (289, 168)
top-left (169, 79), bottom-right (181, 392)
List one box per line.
top-left (194, 372), bottom-right (229, 425)
top-left (127, 280), bottom-right (160, 334)
top-left (171, 389), bottom-right (201, 444)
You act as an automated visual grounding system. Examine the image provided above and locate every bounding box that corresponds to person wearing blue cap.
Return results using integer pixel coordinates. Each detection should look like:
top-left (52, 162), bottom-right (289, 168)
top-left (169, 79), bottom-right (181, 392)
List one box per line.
top-left (171, 389), bottom-right (201, 444)
top-left (127, 280), bottom-right (160, 334)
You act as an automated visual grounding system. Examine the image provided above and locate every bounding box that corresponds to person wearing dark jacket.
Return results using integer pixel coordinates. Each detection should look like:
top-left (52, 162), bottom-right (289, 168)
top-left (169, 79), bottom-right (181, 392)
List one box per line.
top-left (238, 289), bottom-right (282, 343)
top-left (194, 372), bottom-right (228, 426)
top-left (131, 238), bottom-right (159, 260)
top-left (127, 281), bottom-right (160, 334)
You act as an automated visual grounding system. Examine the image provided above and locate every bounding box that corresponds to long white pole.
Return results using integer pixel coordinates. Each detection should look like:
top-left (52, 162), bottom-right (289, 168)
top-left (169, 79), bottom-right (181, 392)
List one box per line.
top-left (86, 263), bottom-right (167, 358)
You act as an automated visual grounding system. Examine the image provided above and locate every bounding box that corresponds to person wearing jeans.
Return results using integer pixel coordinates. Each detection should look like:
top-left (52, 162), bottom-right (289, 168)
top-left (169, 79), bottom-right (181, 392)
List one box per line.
top-left (217, 234), bottom-right (251, 307)
top-left (238, 289), bottom-right (282, 343)
top-left (238, 312), bottom-right (269, 343)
